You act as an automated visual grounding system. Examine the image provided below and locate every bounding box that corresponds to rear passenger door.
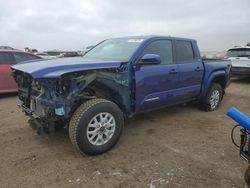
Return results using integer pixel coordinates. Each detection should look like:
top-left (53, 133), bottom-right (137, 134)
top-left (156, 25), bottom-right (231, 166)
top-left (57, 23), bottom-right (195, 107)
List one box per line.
top-left (174, 40), bottom-right (204, 101)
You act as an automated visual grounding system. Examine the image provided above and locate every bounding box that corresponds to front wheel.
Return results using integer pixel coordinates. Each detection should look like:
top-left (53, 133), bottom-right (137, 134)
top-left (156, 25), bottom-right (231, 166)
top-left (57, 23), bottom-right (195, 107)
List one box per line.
top-left (69, 98), bottom-right (124, 155)
top-left (200, 83), bottom-right (223, 111)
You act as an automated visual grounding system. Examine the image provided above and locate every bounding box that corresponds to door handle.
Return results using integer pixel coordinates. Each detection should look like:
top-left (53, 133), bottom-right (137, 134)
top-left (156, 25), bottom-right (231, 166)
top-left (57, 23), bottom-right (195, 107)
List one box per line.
top-left (169, 69), bottom-right (178, 74)
top-left (195, 67), bottom-right (201, 72)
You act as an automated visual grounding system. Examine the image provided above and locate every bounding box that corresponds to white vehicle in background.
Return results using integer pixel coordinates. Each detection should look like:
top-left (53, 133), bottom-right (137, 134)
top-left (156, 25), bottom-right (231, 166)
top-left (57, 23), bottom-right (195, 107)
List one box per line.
top-left (36, 52), bottom-right (57, 59)
top-left (225, 46), bottom-right (250, 76)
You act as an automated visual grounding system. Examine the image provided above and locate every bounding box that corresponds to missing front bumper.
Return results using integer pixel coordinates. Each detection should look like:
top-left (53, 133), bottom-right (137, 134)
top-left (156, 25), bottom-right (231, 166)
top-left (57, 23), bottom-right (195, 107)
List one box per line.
top-left (28, 117), bottom-right (55, 135)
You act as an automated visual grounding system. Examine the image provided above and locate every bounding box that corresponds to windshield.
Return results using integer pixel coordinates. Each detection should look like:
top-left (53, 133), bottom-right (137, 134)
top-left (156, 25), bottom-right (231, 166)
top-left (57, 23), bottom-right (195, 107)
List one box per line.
top-left (84, 38), bottom-right (144, 61)
top-left (227, 48), bottom-right (250, 57)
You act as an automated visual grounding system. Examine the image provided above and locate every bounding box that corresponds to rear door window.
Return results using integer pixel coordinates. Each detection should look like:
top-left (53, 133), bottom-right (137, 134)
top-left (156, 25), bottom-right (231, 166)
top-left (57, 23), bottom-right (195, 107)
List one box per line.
top-left (0, 52), bottom-right (14, 64)
top-left (175, 41), bottom-right (194, 63)
top-left (13, 53), bottom-right (41, 63)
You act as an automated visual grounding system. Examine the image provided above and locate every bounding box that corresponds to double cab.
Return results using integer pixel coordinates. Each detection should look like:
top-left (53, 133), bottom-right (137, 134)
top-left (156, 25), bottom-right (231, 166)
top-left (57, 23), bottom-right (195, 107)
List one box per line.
top-left (12, 36), bottom-right (231, 155)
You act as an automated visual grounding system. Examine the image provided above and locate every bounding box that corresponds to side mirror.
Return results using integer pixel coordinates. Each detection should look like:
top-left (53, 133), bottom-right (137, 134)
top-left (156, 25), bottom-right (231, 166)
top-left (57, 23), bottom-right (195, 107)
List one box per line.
top-left (140, 54), bottom-right (161, 65)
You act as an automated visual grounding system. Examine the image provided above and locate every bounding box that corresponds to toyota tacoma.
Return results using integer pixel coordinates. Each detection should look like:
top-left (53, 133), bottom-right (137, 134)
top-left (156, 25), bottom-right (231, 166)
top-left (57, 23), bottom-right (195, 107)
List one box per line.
top-left (12, 36), bottom-right (231, 155)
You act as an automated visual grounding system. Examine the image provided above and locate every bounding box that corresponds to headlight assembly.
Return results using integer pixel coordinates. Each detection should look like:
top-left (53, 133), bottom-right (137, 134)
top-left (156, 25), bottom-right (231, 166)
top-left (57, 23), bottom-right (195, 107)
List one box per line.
top-left (57, 79), bottom-right (71, 94)
top-left (34, 80), bottom-right (42, 90)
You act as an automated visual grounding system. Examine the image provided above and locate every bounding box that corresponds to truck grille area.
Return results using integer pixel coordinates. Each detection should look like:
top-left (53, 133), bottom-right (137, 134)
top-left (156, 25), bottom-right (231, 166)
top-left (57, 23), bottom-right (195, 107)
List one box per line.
top-left (12, 70), bottom-right (71, 120)
top-left (14, 72), bottom-right (33, 108)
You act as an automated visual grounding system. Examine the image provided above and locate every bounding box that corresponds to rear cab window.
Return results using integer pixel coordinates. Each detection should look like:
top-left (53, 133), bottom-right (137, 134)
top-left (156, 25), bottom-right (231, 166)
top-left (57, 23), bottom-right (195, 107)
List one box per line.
top-left (175, 40), bottom-right (194, 63)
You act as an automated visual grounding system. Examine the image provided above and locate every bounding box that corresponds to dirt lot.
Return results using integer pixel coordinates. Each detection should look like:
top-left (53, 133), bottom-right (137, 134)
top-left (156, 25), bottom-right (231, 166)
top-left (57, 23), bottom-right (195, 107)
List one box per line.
top-left (0, 77), bottom-right (249, 188)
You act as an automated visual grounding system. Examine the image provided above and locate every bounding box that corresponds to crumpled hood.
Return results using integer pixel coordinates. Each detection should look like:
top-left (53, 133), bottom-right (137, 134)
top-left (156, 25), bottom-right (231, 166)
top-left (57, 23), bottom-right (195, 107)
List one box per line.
top-left (12, 57), bottom-right (123, 79)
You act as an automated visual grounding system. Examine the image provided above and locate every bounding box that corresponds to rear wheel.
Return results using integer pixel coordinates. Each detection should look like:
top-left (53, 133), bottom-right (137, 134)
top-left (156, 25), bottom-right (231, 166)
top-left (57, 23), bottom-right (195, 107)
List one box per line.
top-left (69, 98), bottom-right (124, 155)
top-left (200, 83), bottom-right (223, 111)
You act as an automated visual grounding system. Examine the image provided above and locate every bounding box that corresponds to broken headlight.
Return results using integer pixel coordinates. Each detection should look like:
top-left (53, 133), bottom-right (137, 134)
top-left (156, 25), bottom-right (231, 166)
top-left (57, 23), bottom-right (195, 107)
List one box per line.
top-left (32, 80), bottom-right (43, 91)
top-left (34, 80), bottom-right (42, 90)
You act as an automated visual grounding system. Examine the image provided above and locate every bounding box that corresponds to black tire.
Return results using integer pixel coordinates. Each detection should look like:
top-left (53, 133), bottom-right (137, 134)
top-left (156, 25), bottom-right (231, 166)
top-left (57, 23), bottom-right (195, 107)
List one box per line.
top-left (200, 83), bottom-right (223, 111)
top-left (69, 98), bottom-right (124, 155)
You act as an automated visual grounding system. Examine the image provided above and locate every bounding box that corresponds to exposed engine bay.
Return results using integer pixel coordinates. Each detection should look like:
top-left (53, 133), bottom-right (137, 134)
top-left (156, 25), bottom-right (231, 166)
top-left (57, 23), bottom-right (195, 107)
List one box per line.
top-left (12, 65), bottom-right (131, 134)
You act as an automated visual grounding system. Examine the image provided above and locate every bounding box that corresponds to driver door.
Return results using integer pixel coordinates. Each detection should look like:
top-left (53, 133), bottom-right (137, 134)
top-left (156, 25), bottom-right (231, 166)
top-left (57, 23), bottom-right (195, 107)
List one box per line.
top-left (134, 39), bottom-right (180, 113)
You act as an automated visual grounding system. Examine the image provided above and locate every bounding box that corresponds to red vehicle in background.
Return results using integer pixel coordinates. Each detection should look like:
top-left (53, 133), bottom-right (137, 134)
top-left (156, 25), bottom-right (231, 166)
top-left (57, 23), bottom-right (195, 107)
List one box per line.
top-left (0, 50), bottom-right (42, 93)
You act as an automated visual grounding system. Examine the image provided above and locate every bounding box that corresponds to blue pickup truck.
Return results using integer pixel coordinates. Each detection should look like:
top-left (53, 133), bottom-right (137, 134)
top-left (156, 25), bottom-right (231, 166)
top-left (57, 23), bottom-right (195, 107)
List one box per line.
top-left (12, 36), bottom-right (231, 155)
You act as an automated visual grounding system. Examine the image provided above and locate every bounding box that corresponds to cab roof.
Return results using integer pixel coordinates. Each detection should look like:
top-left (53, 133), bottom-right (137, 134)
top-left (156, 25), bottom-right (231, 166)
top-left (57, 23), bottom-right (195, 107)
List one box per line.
top-left (109, 35), bottom-right (196, 42)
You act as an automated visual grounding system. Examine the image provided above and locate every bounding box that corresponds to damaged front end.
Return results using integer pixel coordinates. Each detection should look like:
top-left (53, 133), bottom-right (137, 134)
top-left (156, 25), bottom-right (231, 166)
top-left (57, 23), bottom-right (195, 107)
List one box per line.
top-left (12, 64), bottom-right (130, 134)
top-left (13, 71), bottom-right (69, 134)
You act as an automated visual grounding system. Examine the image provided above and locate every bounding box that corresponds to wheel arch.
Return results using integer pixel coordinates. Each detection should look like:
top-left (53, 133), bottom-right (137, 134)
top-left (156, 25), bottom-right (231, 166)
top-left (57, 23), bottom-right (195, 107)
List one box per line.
top-left (211, 75), bottom-right (226, 89)
top-left (202, 71), bottom-right (226, 98)
top-left (65, 70), bottom-right (131, 118)
top-left (85, 79), bottom-right (131, 116)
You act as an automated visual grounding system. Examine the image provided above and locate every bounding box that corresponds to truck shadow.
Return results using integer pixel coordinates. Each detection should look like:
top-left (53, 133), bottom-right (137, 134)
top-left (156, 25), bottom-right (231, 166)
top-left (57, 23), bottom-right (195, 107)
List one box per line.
top-left (44, 103), bottom-right (198, 156)
top-left (125, 102), bottom-right (198, 130)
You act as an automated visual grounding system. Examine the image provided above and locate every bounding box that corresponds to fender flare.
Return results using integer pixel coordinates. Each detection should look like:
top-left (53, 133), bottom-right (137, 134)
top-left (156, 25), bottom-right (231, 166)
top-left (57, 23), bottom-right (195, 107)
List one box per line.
top-left (201, 70), bottom-right (226, 98)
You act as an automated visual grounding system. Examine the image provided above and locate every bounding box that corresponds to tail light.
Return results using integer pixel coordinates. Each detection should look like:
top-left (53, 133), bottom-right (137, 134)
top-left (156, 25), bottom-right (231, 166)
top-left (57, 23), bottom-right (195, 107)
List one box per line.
top-left (224, 55), bottom-right (229, 59)
top-left (248, 56), bottom-right (250, 59)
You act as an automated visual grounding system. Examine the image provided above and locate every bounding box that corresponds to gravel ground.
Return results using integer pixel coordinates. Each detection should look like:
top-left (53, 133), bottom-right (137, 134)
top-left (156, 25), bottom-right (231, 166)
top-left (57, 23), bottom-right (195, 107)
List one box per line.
top-left (0, 77), bottom-right (249, 188)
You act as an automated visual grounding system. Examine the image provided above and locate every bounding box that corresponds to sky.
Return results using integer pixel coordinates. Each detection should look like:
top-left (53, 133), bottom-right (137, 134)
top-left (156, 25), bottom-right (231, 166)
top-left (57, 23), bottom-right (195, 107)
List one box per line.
top-left (0, 0), bottom-right (249, 52)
